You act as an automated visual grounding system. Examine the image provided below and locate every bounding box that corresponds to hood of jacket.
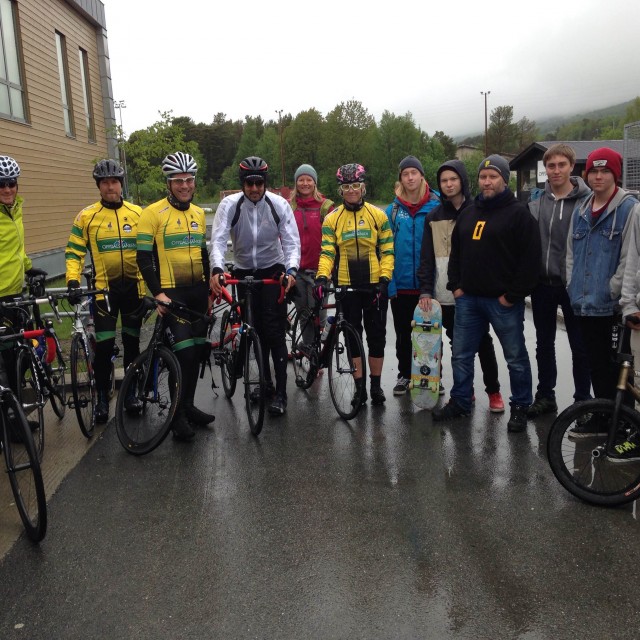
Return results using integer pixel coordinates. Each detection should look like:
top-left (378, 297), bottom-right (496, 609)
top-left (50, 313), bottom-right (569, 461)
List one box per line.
top-left (437, 160), bottom-right (471, 203)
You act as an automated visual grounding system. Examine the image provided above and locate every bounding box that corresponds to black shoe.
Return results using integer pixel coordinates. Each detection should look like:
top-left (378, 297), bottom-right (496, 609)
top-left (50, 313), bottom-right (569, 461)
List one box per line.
top-left (608, 432), bottom-right (640, 463)
top-left (250, 381), bottom-right (275, 404)
top-left (95, 390), bottom-right (109, 424)
top-left (268, 393), bottom-right (287, 416)
top-left (352, 384), bottom-right (368, 408)
top-left (507, 404), bottom-right (528, 432)
top-left (123, 388), bottom-right (143, 415)
top-left (185, 403), bottom-right (215, 426)
top-left (432, 399), bottom-right (470, 422)
top-left (568, 413), bottom-right (608, 439)
top-left (370, 386), bottom-right (386, 405)
top-left (172, 414), bottom-right (195, 442)
top-left (526, 395), bottom-right (558, 417)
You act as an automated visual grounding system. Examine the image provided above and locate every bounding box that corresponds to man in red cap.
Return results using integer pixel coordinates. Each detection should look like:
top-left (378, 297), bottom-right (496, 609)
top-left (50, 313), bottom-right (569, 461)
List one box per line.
top-left (565, 147), bottom-right (640, 438)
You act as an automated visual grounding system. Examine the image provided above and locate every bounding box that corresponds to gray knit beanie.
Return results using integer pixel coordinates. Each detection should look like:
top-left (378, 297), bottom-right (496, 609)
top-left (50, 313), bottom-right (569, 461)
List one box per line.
top-left (294, 164), bottom-right (318, 184)
top-left (398, 155), bottom-right (424, 179)
top-left (478, 154), bottom-right (510, 185)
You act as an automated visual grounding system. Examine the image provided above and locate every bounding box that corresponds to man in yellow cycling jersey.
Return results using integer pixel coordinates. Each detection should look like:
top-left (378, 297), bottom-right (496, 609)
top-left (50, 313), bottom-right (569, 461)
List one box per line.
top-left (137, 152), bottom-right (213, 442)
top-left (315, 163), bottom-right (394, 406)
top-left (66, 159), bottom-right (144, 424)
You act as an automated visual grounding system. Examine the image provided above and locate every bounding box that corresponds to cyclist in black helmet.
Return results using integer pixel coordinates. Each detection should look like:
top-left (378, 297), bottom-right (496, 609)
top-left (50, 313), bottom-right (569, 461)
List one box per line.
top-left (65, 158), bottom-right (145, 424)
top-left (209, 156), bottom-right (300, 416)
top-left (136, 151), bottom-right (214, 442)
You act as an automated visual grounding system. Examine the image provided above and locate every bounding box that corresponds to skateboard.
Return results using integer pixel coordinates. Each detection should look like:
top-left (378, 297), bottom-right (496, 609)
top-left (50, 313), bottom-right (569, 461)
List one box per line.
top-left (410, 300), bottom-right (442, 410)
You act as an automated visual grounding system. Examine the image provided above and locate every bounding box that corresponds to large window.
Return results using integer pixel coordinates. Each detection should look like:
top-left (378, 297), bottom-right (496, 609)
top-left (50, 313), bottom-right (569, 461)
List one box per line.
top-left (55, 31), bottom-right (74, 136)
top-left (0, 0), bottom-right (26, 121)
top-left (79, 48), bottom-right (95, 142)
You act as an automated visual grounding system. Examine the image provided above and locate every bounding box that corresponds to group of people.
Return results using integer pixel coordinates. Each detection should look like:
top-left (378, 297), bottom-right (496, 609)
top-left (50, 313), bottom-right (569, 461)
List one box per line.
top-left (2, 141), bottom-right (640, 449)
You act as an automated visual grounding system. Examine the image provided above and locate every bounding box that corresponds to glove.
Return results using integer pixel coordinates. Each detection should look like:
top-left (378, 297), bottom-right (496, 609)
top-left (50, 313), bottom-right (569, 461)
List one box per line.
top-left (25, 267), bottom-right (47, 278)
top-left (313, 277), bottom-right (328, 301)
top-left (67, 280), bottom-right (83, 305)
top-left (378, 277), bottom-right (389, 299)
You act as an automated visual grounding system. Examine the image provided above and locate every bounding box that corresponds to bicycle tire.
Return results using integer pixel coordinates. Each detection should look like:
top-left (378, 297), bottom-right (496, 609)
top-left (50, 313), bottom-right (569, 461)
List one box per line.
top-left (285, 304), bottom-right (297, 360)
top-left (219, 310), bottom-right (237, 398)
top-left (291, 307), bottom-right (318, 389)
top-left (244, 329), bottom-right (265, 436)
top-left (48, 351), bottom-right (67, 419)
top-left (70, 333), bottom-right (96, 438)
top-left (115, 345), bottom-right (181, 456)
top-left (328, 322), bottom-right (366, 420)
top-left (15, 349), bottom-right (44, 462)
top-left (547, 398), bottom-right (640, 506)
top-left (2, 390), bottom-right (47, 542)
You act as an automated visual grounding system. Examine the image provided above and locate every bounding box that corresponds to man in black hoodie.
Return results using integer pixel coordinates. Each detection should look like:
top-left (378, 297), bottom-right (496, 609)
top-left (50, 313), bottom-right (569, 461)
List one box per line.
top-left (417, 160), bottom-right (504, 413)
top-left (433, 155), bottom-right (541, 432)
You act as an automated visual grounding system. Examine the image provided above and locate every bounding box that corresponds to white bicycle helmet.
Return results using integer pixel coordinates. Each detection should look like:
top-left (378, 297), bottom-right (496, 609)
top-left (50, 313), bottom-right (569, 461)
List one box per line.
top-left (0, 156), bottom-right (21, 179)
top-left (162, 152), bottom-right (198, 177)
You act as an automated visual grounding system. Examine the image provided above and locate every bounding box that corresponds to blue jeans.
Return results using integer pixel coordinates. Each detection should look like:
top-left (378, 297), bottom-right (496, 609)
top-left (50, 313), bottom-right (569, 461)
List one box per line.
top-left (451, 295), bottom-right (533, 411)
top-left (531, 284), bottom-right (591, 402)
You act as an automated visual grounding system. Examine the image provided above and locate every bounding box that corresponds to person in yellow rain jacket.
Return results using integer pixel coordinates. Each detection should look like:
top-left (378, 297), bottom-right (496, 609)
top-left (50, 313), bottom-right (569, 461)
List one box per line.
top-left (65, 159), bottom-right (144, 424)
top-left (315, 163), bottom-right (394, 407)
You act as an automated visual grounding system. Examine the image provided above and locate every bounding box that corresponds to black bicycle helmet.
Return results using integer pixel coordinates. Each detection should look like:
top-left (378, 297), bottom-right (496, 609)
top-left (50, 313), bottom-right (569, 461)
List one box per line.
top-left (239, 156), bottom-right (268, 185)
top-left (336, 163), bottom-right (366, 184)
top-left (93, 159), bottom-right (124, 186)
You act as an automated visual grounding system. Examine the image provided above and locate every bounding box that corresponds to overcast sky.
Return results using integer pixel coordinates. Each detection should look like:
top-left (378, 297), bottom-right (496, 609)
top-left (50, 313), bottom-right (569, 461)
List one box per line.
top-left (104, 0), bottom-right (640, 139)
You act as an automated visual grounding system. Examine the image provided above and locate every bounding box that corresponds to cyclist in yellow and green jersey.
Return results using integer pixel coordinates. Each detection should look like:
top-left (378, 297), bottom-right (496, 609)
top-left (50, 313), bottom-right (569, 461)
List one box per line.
top-left (136, 152), bottom-right (213, 442)
top-left (315, 163), bottom-right (394, 406)
top-left (65, 159), bottom-right (144, 424)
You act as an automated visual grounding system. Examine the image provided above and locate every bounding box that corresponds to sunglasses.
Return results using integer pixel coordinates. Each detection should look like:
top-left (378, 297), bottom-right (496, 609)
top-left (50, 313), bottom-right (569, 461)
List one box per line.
top-left (168, 176), bottom-right (195, 185)
top-left (0, 180), bottom-right (17, 189)
top-left (245, 179), bottom-right (265, 187)
top-left (339, 182), bottom-right (363, 193)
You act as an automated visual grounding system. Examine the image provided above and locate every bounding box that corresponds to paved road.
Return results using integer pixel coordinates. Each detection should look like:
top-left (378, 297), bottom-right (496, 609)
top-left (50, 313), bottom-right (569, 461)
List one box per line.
top-left (0, 307), bottom-right (639, 639)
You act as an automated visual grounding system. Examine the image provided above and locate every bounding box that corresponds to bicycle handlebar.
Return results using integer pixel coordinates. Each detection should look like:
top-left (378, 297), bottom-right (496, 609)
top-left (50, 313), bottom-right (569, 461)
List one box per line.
top-left (221, 277), bottom-right (286, 304)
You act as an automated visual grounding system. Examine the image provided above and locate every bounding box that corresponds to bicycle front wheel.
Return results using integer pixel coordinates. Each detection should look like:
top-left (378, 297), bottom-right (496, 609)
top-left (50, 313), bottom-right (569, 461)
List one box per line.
top-left (2, 391), bottom-right (47, 542)
top-left (328, 322), bottom-right (366, 420)
top-left (70, 333), bottom-right (96, 438)
top-left (291, 307), bottom-right (317, 389)
top-left (547, 398), bottom-right (640, 506)
top-left (244, 329), bottom-right (265, 436)
top-left (16, 349), bottom-right (44, 461)
top-left (218, 310), bottom-right (237, 398)
top-left (115, 345), bottom-right (181, 455)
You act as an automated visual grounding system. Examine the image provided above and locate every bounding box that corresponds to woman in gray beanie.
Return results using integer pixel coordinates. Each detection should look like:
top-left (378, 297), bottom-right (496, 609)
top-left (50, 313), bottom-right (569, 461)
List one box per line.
top-left (289, 164), bottom-right (334, 346)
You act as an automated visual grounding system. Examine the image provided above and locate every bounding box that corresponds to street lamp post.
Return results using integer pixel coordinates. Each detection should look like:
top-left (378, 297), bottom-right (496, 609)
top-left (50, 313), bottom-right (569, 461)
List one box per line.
top-left (275, 109), bottom-right (286, 189)
top-left (480, 91), bottom-right (491, 156)
top-left (114, 100), bottom-right (129, 198)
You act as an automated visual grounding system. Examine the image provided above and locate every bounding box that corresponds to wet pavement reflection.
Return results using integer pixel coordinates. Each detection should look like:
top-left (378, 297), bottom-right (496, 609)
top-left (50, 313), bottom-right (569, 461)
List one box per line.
top-left (0, 307), bottom-right (639, 639)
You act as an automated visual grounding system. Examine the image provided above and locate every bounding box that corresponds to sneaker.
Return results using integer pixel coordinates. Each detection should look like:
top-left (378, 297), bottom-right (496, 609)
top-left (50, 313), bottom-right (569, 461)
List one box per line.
top-left (268, 393), bottom-right (287, 416)
top-left (95, 391), bottom-right (109, 424)
top-left (507, 404), bottom-right (528, 432)
top-left (351, 385), bottom-right (368, 408)
top-left (172, 414), bottom-right (195, 442)
top-left (393, 377), bottom-right (410, 396)
top-left (432, 399), bottom-right (470, 422)
top-left (185, 404), bottom-right (215, 426)
top-left (370, 387), bottom-right (386, 405)
top-left (568, 413), bottom-right (608, 439)
top-left (124, 388), bottom-right (143, 415)
top-left (526, 395), bottom-right (558, 418)
top-left (250, 381), bottom-right (275, 404)
top-left (439, 382), bottom-right (445, 396)
top-left (488, 392), bottom-right (505, 414)
top-left (608, 432), bottom-right (640, 463)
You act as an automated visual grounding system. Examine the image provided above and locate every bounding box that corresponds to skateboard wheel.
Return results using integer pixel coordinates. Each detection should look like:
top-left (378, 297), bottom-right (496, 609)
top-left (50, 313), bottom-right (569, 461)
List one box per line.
top-left (433, 322), bottom-right (440, 329)
top-left (410, 320), bottom-right (416, 327)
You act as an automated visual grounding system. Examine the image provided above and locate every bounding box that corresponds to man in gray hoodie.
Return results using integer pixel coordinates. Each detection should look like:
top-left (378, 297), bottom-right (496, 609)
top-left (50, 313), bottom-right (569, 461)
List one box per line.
top-left (527, 143), bottom-right (592, 417)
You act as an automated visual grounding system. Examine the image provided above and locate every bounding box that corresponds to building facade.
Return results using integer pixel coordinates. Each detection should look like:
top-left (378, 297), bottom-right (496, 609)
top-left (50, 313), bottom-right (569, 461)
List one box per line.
top-left (0, 0), bottom-right (116, 274)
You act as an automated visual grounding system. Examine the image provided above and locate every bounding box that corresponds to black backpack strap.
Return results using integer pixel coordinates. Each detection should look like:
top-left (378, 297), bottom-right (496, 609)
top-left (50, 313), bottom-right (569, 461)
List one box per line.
top-left (230, 195), bottom-right (245, 228)
top-left (264, 195), bottom-right (280, 226)
top-left (390, 202), bottom-right (400, 233)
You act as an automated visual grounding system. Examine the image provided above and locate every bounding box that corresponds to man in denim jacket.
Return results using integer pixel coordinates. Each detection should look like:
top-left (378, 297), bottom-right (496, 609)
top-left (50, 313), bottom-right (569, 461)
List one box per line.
top-left (566, 147), bottom-right (640, 437)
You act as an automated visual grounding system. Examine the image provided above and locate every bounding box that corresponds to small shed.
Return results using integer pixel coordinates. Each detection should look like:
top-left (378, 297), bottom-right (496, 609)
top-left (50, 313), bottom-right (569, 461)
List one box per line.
top-left (509, 140), bottom-right (624, 201)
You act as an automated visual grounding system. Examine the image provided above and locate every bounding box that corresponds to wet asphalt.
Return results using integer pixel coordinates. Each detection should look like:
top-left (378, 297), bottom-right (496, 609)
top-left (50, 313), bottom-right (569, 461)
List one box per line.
top-left (0, 306), bottom-right (639, 639)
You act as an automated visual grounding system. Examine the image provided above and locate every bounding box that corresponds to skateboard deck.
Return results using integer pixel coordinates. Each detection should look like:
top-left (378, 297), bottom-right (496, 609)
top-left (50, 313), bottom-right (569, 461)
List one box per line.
top-left (410, 300), bottom-right (442, 410)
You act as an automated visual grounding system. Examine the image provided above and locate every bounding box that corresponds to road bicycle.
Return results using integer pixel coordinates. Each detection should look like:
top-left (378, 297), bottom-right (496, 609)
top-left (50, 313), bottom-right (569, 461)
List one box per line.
top-left (547, 321), bottom-right (640, 506)
top-left (0, 327), bottom-right (47, 542)
top-left (1, 287), bottom-right (67, 460)
top-left (212, 274), bottom-right (284, 436)
top-left (115, 297), bottom-right (212, 455)
top-left (290, 284), bottom-right (367, 420)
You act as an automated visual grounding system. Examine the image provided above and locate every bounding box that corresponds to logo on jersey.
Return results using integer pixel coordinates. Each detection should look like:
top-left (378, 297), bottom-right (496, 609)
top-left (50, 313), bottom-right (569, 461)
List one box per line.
top-left (472, 221), bottom-right (486, 240)
top-left (190, 221), bottom-right (199, 230)
top-left (358, 219), bottom-right (365, 226)
top-left (123, 224), bottom-right (132, 233)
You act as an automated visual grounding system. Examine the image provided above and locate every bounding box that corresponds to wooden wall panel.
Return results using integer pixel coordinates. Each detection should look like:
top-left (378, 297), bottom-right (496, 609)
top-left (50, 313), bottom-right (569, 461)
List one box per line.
top-left (0, 0), bottom-right (110, 256)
